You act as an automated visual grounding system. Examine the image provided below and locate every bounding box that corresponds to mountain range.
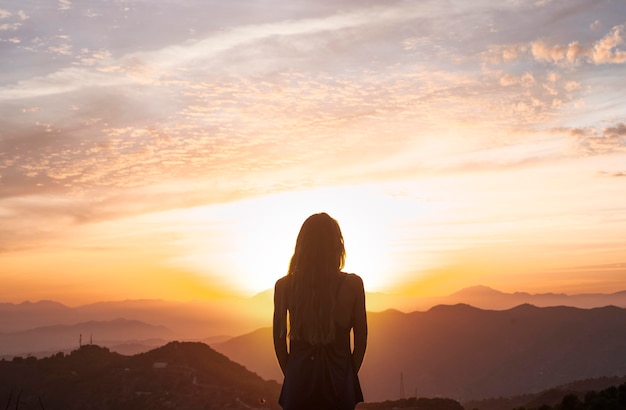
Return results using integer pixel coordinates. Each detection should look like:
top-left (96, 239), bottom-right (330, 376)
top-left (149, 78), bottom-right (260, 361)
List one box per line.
top-left (3, 286), bottom-right (626, 403)
top-left (0, 296), bottom-right (273, 337)
top-left (3, 285), bottom-right (625, 337)
top-left (365, 285), bottom-right (626, 312)
top-left (213, 303), bottom-right (626, 402)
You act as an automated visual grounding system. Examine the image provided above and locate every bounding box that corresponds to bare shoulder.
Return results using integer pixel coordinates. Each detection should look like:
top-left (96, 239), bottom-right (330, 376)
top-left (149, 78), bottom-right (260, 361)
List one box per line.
top-left (342, 272), bottom-right (364, 292)
top-left (275, 275), bottom-right (290, 292)
top-left (275, 275), bottom-right (289, 286)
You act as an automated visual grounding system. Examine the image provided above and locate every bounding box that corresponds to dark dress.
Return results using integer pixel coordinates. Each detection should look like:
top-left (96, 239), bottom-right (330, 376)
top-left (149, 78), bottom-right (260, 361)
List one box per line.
top-left (279, 324), bottom-right (364, 410)
top-left (278, 275), bottom-right (364, 410)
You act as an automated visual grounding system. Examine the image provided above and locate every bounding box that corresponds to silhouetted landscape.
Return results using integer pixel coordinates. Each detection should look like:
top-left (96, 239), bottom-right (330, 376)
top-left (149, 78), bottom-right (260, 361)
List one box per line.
top-left (2, 287), bottom-right (626, 408)
top-left (3, 286), bottom-right (626, 357)
top-left (3, 342), bottom-right (626, 410)
top-left (214, 303), bottom-right (626, 402)
top-left (1, 342), bottom-right (280, 409)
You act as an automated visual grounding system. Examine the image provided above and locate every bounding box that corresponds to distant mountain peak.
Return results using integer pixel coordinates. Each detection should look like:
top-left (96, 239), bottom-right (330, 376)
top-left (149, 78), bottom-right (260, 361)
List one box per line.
top-left (451, 285), bottom-right (503, 296)
top-left (509, 303), bottom-right (540, 311)
top-left (427, 303), bottom-right (481, 313)
top-left (19, 300), bottom-right (68, 308)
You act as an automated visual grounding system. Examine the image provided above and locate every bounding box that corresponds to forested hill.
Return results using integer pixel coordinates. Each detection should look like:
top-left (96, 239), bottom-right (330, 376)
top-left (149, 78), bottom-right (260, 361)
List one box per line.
top-left (1, 341), bottom-right (281, 410)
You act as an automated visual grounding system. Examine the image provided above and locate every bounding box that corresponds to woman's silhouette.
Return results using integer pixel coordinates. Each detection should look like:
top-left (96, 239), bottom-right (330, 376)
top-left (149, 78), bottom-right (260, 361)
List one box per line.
top-left (273, 213), bottom-right (367, 410)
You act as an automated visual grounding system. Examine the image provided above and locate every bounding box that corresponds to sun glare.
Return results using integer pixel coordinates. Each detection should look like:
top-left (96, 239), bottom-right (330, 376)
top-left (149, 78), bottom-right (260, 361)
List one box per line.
top-left (165, 185), bottom-right (410, 295)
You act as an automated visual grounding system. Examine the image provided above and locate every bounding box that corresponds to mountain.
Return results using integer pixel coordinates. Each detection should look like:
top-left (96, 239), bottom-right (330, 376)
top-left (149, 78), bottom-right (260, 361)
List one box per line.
top-left (366, 286), bottom-right (626, 312)
top-left (212, 304), bottom-right (626, 402)
top-left (445, 286), bottom-right (626, 310)
top-left (3, 285), bottom-right (626, 359)
top-left (0, 300), bottom-right (77, 332)
top-left (1, 286), bottom-right (624, 339)
top-left (213, 327), bottom-right (281, 383)
top-left (0, 298), bottom-right (271, 337)
top-left (0, 341), bottom-right (281, 410)
top-left (0, 319), bottom-right (175, 356)
top-left (281, 285), bottom-right (626, 312)
top-left (0, 296), bottom-right (274, 358)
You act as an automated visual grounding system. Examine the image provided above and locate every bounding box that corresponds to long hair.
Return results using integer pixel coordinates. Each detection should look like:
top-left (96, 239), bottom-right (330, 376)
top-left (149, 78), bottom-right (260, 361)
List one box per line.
top-left (287, 212), bottom-right (346, 345)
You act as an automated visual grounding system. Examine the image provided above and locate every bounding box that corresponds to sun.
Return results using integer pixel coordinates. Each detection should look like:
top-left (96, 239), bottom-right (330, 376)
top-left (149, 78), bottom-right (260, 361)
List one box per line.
top-left (167, 185), bottom-right (401, 296)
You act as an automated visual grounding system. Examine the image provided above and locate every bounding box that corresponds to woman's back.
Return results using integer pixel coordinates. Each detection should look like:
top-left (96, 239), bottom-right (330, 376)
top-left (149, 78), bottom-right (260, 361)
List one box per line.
top-left (274, 272), bottom-right (366, 410)
top-left (273, 213), bottom-right (367, 410)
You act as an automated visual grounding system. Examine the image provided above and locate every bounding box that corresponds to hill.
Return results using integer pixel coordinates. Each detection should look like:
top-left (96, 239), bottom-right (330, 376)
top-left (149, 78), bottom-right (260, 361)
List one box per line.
top-left (464, 376), bottom-right (626, 410)
top-left (0, 341), bottom-right (280, 409)
top-left (3, 341), bottom-right (626, 410)
top-left (213, 304), bottom-right (626, 402)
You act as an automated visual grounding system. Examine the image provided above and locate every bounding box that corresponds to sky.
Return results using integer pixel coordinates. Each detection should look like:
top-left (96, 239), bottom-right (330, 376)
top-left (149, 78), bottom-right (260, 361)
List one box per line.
top-left (1, 0), bottom-right (625, 306)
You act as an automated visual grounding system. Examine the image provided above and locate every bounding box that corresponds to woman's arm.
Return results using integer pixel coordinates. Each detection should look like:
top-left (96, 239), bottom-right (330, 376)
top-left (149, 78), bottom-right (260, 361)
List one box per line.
top-left (273, 278), bottom-right (289, 375)
top-left (351, 275), bottom-right (367, 373)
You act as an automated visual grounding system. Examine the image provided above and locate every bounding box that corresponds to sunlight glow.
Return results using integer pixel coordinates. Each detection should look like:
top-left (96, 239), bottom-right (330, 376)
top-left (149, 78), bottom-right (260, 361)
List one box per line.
top-left (163, 185), bottom-right (432, 295)
top-left (2, 1), bottom-right (626, 305)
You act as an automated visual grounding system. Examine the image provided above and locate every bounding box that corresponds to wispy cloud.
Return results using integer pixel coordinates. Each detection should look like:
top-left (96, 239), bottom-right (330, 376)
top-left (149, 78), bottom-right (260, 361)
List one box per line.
top-left (564, 122), bottom-right (626, 155)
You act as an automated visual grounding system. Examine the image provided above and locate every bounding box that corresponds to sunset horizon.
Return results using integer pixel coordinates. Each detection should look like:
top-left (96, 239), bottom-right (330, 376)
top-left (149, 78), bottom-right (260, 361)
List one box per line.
top-left (1, 1), bottom-right (625, 307)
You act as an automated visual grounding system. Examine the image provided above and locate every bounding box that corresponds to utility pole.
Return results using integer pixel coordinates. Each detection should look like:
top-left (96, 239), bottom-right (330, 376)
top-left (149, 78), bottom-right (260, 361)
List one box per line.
top-left (400, 372), bottom-right (405, 399)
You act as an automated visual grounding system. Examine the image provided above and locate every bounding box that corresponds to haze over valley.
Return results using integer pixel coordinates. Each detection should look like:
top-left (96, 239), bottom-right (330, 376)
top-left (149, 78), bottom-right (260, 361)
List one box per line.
top-left (3, 286), bottom-right (626, 404)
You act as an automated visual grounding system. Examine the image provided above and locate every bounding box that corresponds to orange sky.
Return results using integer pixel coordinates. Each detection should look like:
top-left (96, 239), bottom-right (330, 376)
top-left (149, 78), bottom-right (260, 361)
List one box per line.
top-left (1, 1), bottom-right (625, 306)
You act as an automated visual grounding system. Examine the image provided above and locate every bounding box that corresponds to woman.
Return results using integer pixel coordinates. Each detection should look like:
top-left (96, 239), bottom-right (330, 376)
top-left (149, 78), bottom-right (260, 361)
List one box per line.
top-left (273, 212), bottom-right (367, 410)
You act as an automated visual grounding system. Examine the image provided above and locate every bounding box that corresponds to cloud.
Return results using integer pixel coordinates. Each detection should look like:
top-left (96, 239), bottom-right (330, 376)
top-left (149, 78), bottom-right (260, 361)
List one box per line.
top-left (1, 2), bottom-right (624, 224)
top-left (0, 3), bottom-right (430, 101)
top-left (58, 0), bottom-right (72, 11)
top-left (603, 123), bottom-right (626, 137)
top-left (1, 72), bottom-right (387, 200)
top-left (590, 19), bottom-right (602, 31)
top-left (0, 68), bottom-right (132, 100)
top-left (533, 0), bottom-right (554, 7)
top-left (497, 72), bottom-right (539, 88)
top-left (566, 122), bottom-right (626, 155)
top-left (592, 25), bottom-right (626, 64)
top-left (531, 40), bottom-right (585, 64)
top-left (531, 24), bottom-right (626, 65)
top-left (0, 9), bottom-right (11, 19)
top-left (483, 22), bottom-right (626, 68)
top-left (0, 22), bottom-right (21, 31)
top-left (596, 170), bottom-right (626, 178)
top-left (564, 80), bottom-right (581, 92)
